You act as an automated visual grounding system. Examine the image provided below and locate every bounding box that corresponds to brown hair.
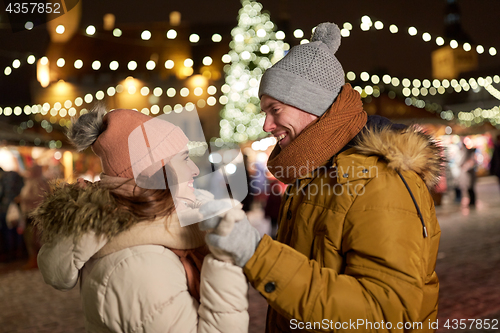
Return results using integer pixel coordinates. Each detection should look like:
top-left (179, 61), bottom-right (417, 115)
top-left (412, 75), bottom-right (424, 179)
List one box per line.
top-left (110, 163), bottom-right (178, 221)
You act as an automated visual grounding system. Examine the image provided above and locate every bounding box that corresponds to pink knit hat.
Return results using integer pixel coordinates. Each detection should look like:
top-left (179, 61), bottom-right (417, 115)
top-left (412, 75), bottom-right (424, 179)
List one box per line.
top-left (90, 109), bottom-right (189, 179)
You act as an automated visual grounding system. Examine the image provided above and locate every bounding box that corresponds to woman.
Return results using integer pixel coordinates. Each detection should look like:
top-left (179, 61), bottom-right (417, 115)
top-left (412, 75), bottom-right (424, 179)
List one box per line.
top-left (33, 107), bottom-right (249, 332)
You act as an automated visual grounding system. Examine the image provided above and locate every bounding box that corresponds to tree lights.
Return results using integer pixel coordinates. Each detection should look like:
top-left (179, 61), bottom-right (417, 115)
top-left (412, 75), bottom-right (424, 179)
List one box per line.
top-left (219, 0), bottom-right (288, 143)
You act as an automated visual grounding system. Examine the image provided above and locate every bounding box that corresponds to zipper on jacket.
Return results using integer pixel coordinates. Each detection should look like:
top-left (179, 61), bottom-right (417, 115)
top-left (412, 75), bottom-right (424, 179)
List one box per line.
top-left (397, 172), bottom-right (428, 238)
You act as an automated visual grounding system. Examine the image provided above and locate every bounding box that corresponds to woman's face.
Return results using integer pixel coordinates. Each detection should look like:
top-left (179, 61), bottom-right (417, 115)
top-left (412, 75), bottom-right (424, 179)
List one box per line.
top-left (169, 146), bottom-right (199, 203)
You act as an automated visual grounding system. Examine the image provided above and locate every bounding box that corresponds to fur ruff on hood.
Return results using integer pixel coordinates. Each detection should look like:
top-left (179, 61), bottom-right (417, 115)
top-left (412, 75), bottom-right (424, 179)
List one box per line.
top-left (354, 125), bottom-right (445, 189)
top-left (32, 181), bottom-right (138, 244)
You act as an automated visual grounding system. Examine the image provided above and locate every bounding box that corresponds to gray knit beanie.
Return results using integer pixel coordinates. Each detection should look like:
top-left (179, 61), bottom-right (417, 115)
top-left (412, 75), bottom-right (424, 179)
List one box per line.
top-left (259, 22), bottom-right (345, 117)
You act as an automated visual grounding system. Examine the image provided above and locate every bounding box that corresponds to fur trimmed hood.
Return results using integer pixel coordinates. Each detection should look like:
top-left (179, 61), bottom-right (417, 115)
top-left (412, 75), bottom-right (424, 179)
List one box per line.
top-left (32, 181), bottom-right (214, 248)
top-left (32, 181), bottom-right (138, 243)
top-left (353, 125), bottom-right (445, 188)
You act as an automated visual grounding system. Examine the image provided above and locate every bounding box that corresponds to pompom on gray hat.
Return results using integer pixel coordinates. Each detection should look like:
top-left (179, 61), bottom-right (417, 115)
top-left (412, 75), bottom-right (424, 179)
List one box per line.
top-left (258, 22), bottom-right (345, 117)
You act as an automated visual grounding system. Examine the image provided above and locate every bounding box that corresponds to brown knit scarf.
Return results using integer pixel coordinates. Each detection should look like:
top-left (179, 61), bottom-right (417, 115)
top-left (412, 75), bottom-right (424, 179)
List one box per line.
top-left (267, 83), bottom-right (367, 184)
top-left (170, 245), bottom-right (210, 302)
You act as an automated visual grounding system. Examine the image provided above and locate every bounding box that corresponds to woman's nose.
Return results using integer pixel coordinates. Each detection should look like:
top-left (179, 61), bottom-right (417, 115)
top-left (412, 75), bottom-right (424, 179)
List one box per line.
top-left (190, 160), bottom-right (200, 177)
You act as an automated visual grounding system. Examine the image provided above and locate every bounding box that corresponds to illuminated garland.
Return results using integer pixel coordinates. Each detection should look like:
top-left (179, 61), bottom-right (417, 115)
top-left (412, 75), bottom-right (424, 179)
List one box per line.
top-left (3, 12), bottom-right (500, 132)
top-left (3, 54), bottom-right (222, 76)
top-left (2, 68), bottom-right (499, 130)
top-left (347, 72), bottom-right (500, 99)
top-left (5, 15), bottom-right (497, 79)
top-left (0, 80), bottom-right (222, 142)
top-left (336, 16), bottom-right (497, 57)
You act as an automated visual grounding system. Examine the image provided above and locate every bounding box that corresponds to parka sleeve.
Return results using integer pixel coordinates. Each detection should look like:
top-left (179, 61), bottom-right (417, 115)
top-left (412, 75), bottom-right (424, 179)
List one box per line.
top-left (244, 174), bottom-right (438, 332)
top-left (37, 233), bottom-right (107, 290)
top-left (198, 254), bottom-right (249, 333)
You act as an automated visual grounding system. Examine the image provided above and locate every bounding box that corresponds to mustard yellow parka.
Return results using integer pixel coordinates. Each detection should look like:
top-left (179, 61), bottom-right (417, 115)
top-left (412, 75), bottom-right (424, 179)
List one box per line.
top-left (244, 126), bottom-right (442, 333)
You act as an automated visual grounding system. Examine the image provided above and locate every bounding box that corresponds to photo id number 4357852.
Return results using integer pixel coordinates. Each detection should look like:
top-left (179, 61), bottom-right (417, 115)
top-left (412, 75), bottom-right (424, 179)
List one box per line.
top-left (5, 2), bottom-right (61, 14)
top-left (443, 318), bottom-right (498, 330)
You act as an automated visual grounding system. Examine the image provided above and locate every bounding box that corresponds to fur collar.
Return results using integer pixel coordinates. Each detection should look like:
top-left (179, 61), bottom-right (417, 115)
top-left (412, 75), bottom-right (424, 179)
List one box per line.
top-left (32, 182), bottom-right (136, 243)
top-left (32, 182), bottom-right (205, 250)
top-left (353, 125), bottom-right (444, 188)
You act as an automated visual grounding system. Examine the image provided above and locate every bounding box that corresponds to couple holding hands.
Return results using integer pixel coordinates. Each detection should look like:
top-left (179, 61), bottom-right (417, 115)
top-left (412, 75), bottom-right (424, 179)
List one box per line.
top-left (34, 22), bottom-right (442, 333)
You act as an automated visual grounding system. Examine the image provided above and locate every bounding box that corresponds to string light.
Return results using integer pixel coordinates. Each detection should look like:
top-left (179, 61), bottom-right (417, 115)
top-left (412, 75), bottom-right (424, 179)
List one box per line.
top-left (189, 34), bottom-right (200, 43)
top-left (293, 29), bottom-right (304, 38)
top-left (86, 25), bottom-right (96, 35)
top-left (74, 59), bottom-right (83, 69)
top-left (128, 61), bottom-right (137, 70)
top-left (146, 60), bottom-right (156, 70)
top-left (109, 61), bottom-right (119, 70)
top-left (212, 34), bottom-right (222, 42)
top-left (166, 87), bottom-right (176, 97)
top-left (202, 56), bottom-right (213, 66)
top-left (56, 25), bottom-right (65, 34)
top-left (141, 30), bottom-right (151, 40)
top-left (164, 60), bottom-right (174, 69)
top-left (166, 29), bottom-right (177, 39)
top-left (153, 87), bottom-right (163, 97)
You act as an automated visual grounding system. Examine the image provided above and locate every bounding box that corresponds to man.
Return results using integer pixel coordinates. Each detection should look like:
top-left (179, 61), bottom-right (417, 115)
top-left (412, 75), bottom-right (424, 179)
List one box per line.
top-left (203, 22), bottom-right (442, 332)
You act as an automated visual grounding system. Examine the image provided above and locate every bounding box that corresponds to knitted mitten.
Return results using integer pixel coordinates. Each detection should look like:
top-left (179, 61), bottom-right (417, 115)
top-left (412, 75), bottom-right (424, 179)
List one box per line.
top-left (199, 200), bottom-right (260, 267)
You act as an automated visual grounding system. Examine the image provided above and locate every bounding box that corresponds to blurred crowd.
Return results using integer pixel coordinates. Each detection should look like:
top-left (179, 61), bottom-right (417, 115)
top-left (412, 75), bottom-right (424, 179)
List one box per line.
top-left (0, 164), bottom-right (49, 267)
top-left (433, 134), bottom-right (500, 207)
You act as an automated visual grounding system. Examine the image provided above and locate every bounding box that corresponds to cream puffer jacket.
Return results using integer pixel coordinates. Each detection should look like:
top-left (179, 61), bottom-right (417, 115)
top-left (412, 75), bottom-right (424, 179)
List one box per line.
top-left (35, 185), bottom-right (249, 333)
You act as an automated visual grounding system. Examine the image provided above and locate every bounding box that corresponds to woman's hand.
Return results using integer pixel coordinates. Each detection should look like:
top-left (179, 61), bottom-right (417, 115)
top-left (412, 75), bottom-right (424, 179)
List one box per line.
top-left (199, 200), bottom-right (261, 267)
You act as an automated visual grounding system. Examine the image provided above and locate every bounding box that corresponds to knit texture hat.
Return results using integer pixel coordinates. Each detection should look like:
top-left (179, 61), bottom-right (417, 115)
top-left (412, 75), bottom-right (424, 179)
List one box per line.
top-left (68, 107), bottom-right (189, 179)
top-left (258, 22), bottom-right (345, 116)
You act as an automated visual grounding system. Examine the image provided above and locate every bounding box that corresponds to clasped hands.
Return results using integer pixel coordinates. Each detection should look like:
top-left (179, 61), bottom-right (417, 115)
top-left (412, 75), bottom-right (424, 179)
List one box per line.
top-left (198, 199), bottom-right (261, 268)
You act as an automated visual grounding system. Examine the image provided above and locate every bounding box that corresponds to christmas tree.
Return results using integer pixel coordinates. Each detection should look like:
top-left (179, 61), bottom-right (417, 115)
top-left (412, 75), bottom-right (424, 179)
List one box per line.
top-left (218, 0), bottom-right (289, 143)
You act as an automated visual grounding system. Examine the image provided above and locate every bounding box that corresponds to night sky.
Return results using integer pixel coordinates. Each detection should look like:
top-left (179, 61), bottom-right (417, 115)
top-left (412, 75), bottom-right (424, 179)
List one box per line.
top-left (1, 0), bottom-right (500, 105)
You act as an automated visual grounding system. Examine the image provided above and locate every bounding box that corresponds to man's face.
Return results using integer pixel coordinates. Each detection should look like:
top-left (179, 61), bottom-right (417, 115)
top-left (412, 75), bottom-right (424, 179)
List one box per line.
top-left (260, 95), bottom-right (318, 148)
